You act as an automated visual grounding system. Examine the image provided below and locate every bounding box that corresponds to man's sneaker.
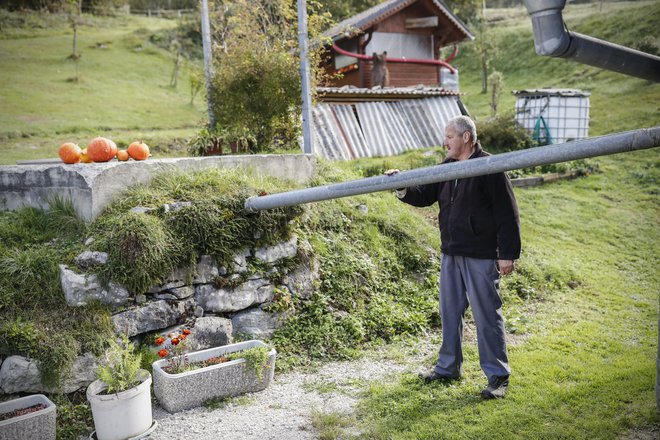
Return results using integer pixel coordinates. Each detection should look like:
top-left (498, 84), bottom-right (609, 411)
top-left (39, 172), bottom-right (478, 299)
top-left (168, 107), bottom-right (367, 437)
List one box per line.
top-left (418, 370), bottom-right (460, 384)
top-left (481, 375), bottom-right (509, 399)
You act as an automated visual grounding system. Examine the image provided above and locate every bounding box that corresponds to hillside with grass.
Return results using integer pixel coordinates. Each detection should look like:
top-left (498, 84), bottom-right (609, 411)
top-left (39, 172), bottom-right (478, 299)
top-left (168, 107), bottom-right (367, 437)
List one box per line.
top-left (0, 11), bottom-right (205, 164)
top-left (0, 3), bottom-right (658, 439)
top-left (454, 1), bottom-right (660, 134)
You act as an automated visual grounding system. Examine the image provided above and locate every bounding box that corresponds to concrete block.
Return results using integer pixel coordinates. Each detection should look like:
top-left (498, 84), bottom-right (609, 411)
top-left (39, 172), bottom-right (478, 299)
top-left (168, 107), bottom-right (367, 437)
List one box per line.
top-left (0, 394), bottom-right (56, 440)
top-left (152, 340), bottom-right (275, 413)
top-left (0, 154), bottom-right (316, 221)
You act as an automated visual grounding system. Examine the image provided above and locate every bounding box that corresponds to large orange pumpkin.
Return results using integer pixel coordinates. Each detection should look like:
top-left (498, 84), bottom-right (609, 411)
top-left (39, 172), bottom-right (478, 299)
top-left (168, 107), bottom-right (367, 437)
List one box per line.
top-left (127, 141), bottom-right (150, 161)
top-left (58, 142), bottom-right (82, 164)
top-left (87, 137), bottom-right (117, 162)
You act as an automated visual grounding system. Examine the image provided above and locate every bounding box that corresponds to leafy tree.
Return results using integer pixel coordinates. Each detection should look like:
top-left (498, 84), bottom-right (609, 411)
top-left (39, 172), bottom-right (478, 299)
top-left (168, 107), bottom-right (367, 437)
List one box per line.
top-left (202, 0), bottom-right (332, 153)
top-left (488, 70), bottom-right (503, 116)
top-left (472, 17), bottom-right (498, 94)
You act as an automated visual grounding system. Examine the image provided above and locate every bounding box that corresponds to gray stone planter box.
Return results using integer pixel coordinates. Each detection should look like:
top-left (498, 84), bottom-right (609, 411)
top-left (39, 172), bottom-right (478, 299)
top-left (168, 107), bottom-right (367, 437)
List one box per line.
top-left (152, 340), bottom-right (276, 413)
top-left (0, 394), bottom-right (56, 440)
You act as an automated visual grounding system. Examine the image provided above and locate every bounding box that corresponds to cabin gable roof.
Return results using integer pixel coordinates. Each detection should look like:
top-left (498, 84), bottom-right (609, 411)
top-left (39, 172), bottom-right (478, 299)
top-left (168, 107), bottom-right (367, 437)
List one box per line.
top-left (323, 0), bottom-right (474, 44)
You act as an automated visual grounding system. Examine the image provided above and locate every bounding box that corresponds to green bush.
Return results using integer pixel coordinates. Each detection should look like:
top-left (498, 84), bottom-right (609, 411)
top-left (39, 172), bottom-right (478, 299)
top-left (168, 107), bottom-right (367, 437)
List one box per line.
top-left (210, 50), bottom-right (301, 153)
top-left (477, 115), bottom-right (535, 153)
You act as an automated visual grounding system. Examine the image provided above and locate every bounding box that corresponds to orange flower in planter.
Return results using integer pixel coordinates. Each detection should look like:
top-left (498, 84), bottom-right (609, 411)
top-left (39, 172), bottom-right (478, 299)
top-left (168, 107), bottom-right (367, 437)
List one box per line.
top-left (154, 328), bottom-right (193, 374)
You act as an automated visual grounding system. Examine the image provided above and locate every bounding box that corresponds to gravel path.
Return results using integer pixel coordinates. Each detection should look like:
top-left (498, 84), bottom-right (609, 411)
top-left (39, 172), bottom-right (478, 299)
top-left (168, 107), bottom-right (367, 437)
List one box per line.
top-left (149, 337), bottom-right (438, 440)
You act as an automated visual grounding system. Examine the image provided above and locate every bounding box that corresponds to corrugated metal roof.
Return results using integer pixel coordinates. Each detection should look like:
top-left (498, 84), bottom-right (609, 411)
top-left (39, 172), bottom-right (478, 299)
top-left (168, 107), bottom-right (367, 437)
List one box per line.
top-left (323, 0), bottom-right (473, 43)
top-left (312, 95), bottom-right (462, 160)
top-left (512, 89), bottom-right (591, 97)
top-left (318, 85), bottom-right (462, 102)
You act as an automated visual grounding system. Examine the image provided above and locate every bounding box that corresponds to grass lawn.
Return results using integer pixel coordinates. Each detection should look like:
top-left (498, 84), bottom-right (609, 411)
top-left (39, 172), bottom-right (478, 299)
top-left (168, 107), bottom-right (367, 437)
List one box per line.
top-left (348, 148), bottom-right (659, 439)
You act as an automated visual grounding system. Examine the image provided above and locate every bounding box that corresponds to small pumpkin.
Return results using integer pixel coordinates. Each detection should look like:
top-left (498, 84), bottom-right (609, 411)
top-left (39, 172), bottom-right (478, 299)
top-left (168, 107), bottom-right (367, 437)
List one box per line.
top-left (116, 149), bottom-right (129, 161)
top-left (87, 137), bottom-right (117, 162)
top-left (58, 142), bottom-right (82, 164)
top-left (127, 141), bottom-right (150, 161)
top-left (80, 148), bottom-right (93, 163)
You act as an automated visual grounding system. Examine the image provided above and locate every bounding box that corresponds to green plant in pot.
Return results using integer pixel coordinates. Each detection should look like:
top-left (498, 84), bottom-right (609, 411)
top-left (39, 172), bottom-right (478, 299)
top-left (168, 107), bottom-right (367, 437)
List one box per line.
top-left (86, 334), bottom-right (154, 440)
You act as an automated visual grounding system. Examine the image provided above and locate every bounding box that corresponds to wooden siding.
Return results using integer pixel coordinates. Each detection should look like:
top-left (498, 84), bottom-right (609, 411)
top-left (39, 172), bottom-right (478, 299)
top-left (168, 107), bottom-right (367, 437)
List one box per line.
top-left (321, 0), bottom-right (466, 89)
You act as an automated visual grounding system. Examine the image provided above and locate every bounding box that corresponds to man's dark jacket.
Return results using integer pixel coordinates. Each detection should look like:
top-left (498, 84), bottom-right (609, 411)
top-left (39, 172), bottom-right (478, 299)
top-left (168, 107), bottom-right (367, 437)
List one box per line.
top-left (400, 145), bottom-right (521, 260)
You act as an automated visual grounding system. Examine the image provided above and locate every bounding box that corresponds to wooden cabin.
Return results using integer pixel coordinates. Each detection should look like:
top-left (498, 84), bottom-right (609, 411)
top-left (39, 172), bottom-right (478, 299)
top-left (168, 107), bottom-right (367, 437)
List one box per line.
top-left (321, 0), bottom-right (474, 89)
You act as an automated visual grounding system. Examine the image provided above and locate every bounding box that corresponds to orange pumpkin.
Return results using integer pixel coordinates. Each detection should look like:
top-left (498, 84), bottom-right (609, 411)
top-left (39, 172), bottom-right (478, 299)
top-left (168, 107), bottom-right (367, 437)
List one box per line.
top-left (127, 141), bottom-right (150, 161)
top-left (116, 149), bottom-right (129, 161)
top-left (80, 148), bottom-right (93, 163)
top-left (58, 142), bottom-right (82, 164)
top-left (87, 137), bottom-right (117, 162)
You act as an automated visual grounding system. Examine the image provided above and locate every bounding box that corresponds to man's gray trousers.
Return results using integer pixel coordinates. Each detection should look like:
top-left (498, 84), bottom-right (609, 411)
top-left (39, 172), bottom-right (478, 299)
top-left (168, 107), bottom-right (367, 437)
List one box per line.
top-left (433, 254), bottom-right (511, 380)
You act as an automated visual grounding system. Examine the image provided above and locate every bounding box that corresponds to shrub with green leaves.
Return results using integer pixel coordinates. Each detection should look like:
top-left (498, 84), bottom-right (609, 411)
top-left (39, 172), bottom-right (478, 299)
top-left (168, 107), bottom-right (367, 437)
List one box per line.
top-left (477, 114), bottom-right (535, 153)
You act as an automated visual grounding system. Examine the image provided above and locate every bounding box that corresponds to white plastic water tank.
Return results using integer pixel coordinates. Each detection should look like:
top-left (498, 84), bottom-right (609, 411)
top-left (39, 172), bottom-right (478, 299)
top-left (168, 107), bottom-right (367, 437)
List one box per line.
top-left (440, 67), bottom-right (459, 91)
top-left (513, 89), bottom-right (590, 144)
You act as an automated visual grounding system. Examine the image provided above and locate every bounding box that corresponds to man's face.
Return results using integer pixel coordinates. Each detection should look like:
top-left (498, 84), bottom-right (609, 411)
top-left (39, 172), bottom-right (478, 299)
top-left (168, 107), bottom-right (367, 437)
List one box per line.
top-left (443, 126), bottom-right (470, 160)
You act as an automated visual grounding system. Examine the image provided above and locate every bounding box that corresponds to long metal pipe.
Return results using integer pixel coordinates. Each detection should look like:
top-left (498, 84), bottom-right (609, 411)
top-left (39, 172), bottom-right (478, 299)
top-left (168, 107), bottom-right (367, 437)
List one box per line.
top-left (523, 0), bottom-right (660, 82)
top-left (245, 127), bottom-right (659, 212)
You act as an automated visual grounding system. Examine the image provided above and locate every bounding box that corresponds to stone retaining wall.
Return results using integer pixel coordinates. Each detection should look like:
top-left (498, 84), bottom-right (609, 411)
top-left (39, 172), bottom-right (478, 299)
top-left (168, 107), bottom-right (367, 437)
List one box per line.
top-left (0, 234), bottom-right (318, 395)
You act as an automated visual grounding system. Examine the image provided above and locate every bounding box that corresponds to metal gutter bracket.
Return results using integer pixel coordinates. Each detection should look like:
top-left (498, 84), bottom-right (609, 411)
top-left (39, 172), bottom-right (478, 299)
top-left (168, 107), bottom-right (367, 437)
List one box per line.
top-left (523, 0), bottom-right (660, 82)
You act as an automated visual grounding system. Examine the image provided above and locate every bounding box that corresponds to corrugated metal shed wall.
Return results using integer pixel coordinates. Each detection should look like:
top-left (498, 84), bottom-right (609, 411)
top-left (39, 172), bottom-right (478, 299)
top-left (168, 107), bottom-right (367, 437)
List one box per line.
top-left (312, 96), bottom-right (462, 160)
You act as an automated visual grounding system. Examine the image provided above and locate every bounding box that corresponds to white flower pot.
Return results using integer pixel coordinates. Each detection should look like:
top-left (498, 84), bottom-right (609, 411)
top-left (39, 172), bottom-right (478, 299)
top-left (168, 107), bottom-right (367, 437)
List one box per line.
top-left (86, 369), bottom-right (153, 440)
top-left (0, 394), bottom-right (56, 440)
top-left (152, 340), bottom-right (276, 413)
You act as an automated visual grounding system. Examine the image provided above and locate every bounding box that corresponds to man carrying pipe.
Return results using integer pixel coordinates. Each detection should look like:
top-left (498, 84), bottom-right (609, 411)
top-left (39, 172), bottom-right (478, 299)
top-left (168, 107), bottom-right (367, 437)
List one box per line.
top-left (386, 115), bottom-right (520, 399)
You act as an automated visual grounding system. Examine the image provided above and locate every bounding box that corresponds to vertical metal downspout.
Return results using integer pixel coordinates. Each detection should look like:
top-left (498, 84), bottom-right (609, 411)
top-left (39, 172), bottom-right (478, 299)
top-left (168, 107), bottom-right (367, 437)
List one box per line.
top-left (523, 0), bottom-right (660, 82)
top-left (200, 0), bottom-right (216, 129)
top-left (297, 0), bottom-right (314, 154)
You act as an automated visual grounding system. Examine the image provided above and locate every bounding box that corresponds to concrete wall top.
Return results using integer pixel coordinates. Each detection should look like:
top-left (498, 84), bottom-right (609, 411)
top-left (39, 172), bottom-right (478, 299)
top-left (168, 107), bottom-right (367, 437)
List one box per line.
top-left (0, 154), bottom-right (317, 222)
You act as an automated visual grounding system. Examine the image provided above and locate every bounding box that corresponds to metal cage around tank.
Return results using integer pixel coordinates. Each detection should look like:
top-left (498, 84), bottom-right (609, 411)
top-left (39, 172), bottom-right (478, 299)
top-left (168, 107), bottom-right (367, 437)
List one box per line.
top-left (513, 88), bottom-right (590, 145)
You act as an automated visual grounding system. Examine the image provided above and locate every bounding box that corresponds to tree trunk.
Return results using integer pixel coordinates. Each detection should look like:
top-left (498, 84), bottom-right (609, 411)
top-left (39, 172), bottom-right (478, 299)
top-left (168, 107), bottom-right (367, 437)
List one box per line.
top-left (72, 24), bottom-right (77, 57)
top-left (481, 63), bottom-right (488, 94)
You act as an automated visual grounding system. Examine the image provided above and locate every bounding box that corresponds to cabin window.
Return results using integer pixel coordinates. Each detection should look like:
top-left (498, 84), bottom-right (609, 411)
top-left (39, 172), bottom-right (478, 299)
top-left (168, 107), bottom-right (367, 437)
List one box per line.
top-left (366, 32), bottom-right (433, 59)
top-left (335, 39), bottom-right (359, 70)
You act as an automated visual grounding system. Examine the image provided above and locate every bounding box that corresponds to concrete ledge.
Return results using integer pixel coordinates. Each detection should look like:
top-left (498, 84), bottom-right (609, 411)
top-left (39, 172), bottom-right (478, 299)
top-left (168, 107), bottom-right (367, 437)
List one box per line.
top-left (0, 154), bottom-right (317, 221)
top-left (512, 170), bottom-right (579, 188)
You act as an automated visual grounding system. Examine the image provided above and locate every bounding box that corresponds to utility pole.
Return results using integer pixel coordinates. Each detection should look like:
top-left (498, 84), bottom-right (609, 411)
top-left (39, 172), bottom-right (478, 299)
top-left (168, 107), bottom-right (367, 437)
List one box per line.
top-left (200, 0), bottom-right (216, 130)
top-left (297, 0), bottom-right (314, 154)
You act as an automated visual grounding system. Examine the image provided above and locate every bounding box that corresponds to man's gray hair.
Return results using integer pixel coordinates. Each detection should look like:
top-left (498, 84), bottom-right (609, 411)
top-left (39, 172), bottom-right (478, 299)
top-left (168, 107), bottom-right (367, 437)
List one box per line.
top-left (447, 115), bottom-right (477, 144)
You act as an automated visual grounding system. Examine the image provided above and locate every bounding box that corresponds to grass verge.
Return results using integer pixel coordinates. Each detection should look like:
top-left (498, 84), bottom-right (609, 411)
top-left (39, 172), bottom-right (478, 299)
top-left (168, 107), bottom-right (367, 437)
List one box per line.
top-left (347, 149), bottom-right (659, 439)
